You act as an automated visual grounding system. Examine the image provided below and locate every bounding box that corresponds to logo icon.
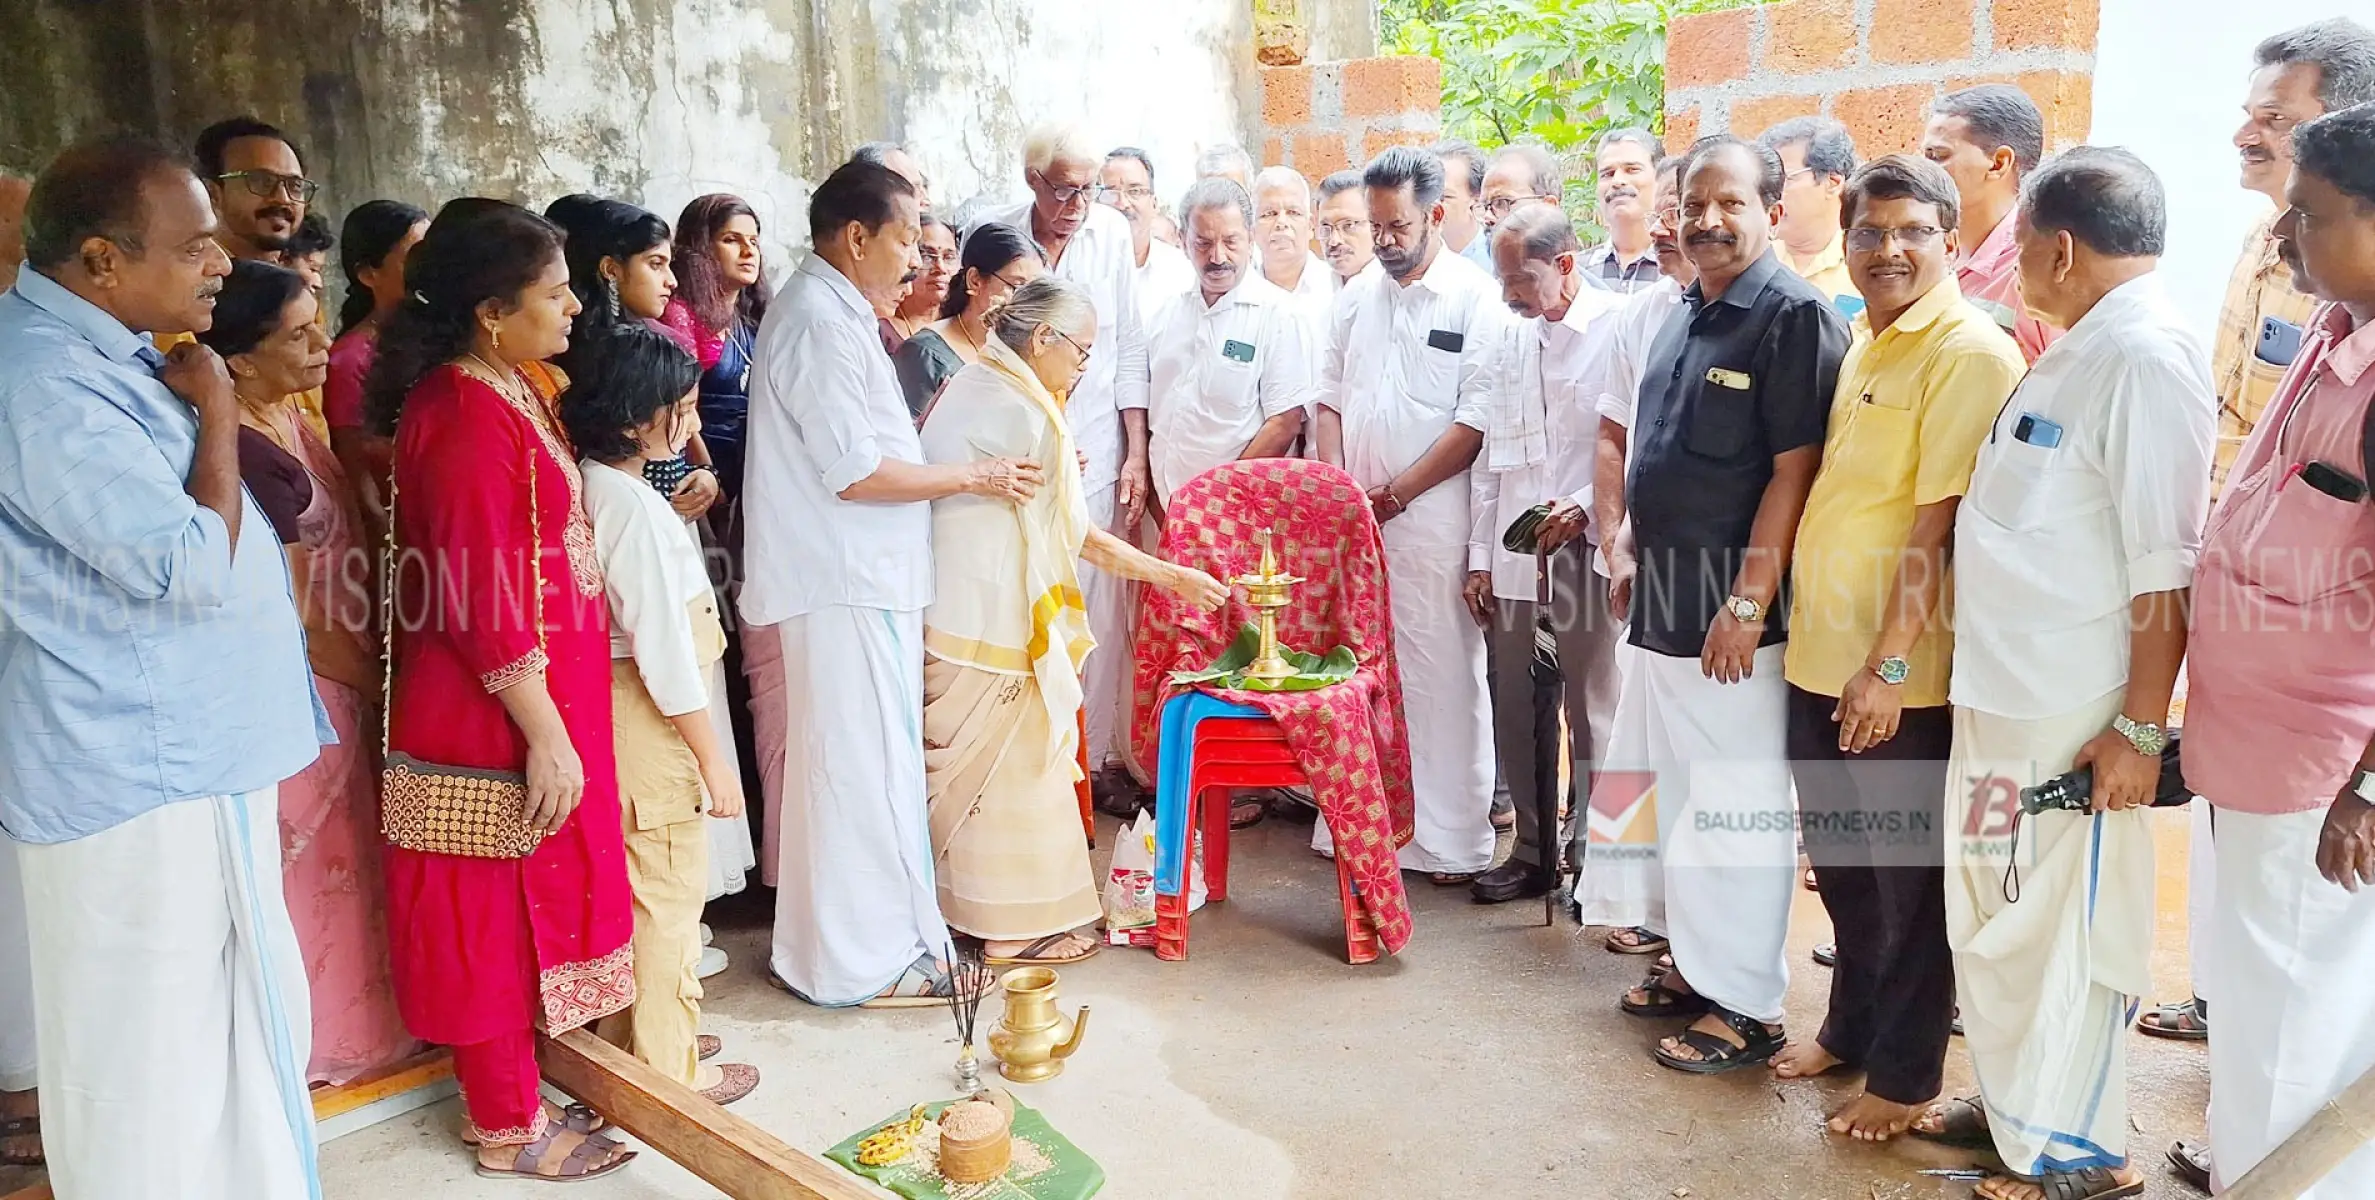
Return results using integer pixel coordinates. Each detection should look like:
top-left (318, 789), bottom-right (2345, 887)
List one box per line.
top-left (1587, 770), bottom-right (1659, 846)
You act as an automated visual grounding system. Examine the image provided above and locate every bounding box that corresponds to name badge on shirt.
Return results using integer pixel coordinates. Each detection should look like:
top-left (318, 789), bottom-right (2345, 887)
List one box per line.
top-left (1221, 339), bottom-right (1257, 363)
top-left (1426, 329), bottom-right (1464, 353)
top-left (1705, 367), bottom-right (1752, 390)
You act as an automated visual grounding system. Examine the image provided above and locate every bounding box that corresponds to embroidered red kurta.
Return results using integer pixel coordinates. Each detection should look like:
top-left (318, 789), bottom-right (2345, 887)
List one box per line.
top-left (1131, 458), bottom-right (1418, 952)
top-left (381, 365), bottom-right (636, 1045)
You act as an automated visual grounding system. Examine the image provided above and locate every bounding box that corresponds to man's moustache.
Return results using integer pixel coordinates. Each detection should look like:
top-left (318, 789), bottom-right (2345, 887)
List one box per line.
top-left (901, 270), bottom-right (920, 284)
top-left (1603, 184), bottom-right (1639, 203)
top-left (259, 205), bottom-right (297, 223)
top-left (1685, 231), bottom-right (1735, 247)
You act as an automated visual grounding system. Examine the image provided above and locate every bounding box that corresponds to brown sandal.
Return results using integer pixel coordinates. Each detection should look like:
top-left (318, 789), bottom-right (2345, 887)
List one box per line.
top-left (699, 1063), bottom-right (761, 1106)
top-left (463, 1103), bottom-right (606, 1147)
top-left (474, 1125), bottom-right (635, 1183)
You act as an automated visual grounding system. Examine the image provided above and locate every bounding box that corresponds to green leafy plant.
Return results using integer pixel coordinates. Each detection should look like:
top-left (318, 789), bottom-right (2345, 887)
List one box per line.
top-left (1382, 0), bottom-right (1764, 234)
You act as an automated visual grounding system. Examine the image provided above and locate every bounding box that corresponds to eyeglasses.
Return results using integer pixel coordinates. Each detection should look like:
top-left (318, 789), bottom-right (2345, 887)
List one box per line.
top-left (1034, 170), bottom-right (1108, 207)
top-left (1483, 195), bottom-right (1555, 219)
top-left (215, 171), bottom-right (319, 204)
top-left (1844, 225), bottom-right (1947, 253)
top-left (1108, 185), bottom-right (1156, 201)
top-left (917, 247), bottom-right (959, 268)
top-left (1055, 328), bottom-right (1094, 364)
top-left (1318, 218), bottom-right (1371, 239)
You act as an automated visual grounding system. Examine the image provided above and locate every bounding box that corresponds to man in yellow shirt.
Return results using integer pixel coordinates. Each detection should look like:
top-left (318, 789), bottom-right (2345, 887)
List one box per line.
top-left (1769, 155), bottom-right (2026, 1141)
top-left (1759, 117), bottom-right (1860, 313)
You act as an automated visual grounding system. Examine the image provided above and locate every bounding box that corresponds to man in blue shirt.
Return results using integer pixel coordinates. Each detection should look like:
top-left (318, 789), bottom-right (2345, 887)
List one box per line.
top-left (0, 135), bottom-right (325, 1200)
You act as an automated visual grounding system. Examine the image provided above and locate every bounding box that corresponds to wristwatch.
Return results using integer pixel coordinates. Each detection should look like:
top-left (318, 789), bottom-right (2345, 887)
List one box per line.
top-left (2111, 713), bottom-right (2169, 756)
top-left (1725, 594), bottom-right (1766, 624)
top-left (2352, 768), bottom-right (2375, 804)
top-left (1873, 656), bottom-right (1910, 686)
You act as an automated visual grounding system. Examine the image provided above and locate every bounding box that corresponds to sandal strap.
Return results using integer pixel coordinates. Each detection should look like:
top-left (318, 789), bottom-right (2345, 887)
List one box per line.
top-left (1665, 1026), bottom-right (1748, 1062)
top-left (556, 1133), bottom-right (618, 1178)
top-left (2040, 1167), bottom-right (2133, 1200)
top-left (1707, 1006), bottom-right (1775, 1045)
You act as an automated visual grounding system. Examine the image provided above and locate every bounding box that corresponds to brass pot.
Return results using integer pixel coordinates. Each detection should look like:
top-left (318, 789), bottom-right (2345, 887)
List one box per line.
top-left (985, 967), bottom-right (1089, 1084)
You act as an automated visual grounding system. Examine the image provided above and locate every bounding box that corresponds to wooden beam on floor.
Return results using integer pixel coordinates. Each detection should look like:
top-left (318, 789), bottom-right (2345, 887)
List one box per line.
top-left (536, 1029), bottom-right (880, 1200)
top-left (2224, 1061), bottom-right (2375, 1199)
top-left (0, 1184), bottom-right (45, 1200)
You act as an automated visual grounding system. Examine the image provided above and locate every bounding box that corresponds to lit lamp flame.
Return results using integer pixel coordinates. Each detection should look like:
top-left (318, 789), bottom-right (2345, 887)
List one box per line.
top-left (1228, 529), bottom-right (1304, 684)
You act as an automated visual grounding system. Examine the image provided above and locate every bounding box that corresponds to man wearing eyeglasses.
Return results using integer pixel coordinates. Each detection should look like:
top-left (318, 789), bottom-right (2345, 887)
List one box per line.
top-left (1315, 170), bottom-right (1377, 289)
top-left (1757, 117), bottom-right (1860, 311)
top-left (194, 117), bottom-right (313, 265)
top-left (1102, 147), bottom-right (1196, 331)
top-left (1576, 130), bottom-right (1665, 294)
top-left (983, 122), bottom-right (1152, 792)
top-left (1772, 155), bottom-right (2024, 1143)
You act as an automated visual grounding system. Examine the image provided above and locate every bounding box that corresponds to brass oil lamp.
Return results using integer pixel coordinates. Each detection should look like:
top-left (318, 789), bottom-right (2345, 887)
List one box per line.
top-left (1229, 529), bottom-right (1305, 685)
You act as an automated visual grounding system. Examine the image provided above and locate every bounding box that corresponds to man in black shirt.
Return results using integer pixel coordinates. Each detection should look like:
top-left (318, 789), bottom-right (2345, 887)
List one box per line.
top-left (1609, 134), bottom-right (1848, 1074)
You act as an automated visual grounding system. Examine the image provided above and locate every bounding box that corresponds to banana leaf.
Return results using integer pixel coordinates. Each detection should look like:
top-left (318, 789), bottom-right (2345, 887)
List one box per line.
top-left (1168, 624), bottom-right (1357, 692)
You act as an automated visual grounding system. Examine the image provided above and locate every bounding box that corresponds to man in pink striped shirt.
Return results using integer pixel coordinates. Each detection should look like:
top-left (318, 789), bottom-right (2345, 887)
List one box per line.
top-left (1922, 85), bottom-right (2060, 365)
top-left (2183, 100), bottom-right (2375, 1198)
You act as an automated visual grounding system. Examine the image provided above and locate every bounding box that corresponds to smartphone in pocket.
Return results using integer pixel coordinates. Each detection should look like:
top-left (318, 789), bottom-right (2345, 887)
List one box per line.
top-left (2258, 316), bottom-right (2305, 368)
top-left (2300, 460), bottom-right (2369, 503)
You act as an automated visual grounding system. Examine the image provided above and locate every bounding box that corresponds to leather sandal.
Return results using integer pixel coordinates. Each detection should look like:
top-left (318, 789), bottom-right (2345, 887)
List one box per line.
top-left (1653, 1007), bottom-right (1785, 1075)
top-left (857, 954), bottom-right (995, 1009)
top-left (983, 931), bottom-right (1101, 967)
top-left (463, 1103), bottom-right (605, 1147)
top-left (1604, 926), bottom-right (1669, 955)
top-left (1621, 972), bottom-right (1713, 1019)
top-left (1992, 1167), bottom-right (2145, 1200)
top-left (2137, 997), bottom-right (2208, 1041)
top-left (1910, 1095), bottom-right (1994, 1150)
top-left (2166, 1137), bottom-right (2212, 1193)
top-left (474, 1125), bottom-right (635, 1183)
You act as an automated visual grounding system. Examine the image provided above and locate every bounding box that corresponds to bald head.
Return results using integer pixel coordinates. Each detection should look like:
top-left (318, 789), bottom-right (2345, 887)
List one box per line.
top-left (0, 174), bottom-right (29, 291)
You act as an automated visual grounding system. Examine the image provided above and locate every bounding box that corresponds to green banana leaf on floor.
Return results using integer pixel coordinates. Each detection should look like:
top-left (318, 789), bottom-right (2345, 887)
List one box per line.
top-left (1168, 623), bottom-right (1357, 693)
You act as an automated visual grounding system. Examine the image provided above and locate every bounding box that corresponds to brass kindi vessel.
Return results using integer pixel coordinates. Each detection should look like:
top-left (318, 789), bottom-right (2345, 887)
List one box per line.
top-left (1229, 529), bottom-right (1304, 684)
top-left (986, 967), bottom-right (1089, 1084)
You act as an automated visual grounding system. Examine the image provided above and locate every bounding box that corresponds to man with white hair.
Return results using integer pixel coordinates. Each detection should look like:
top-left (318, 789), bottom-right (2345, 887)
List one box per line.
top-left (1103, 146), bottom-right (1195, 329)
top-left (850, 140), bottom-right (932, 210)
top-left (1313, 146), bottom-right (1509, 882)
top-left (983, 123), bottom-right (1153, 785)
top-left (1251, 166), bottom-right (1334, 308)
top-left (1147, 177), bottom-right (1313, 508)
top-left (1196, 144), bottom-right (1254, 188)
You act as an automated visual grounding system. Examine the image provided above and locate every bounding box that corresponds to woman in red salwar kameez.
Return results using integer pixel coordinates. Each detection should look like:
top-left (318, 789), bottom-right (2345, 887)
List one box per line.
top-left (364, 199), bottom-right (639, 1183)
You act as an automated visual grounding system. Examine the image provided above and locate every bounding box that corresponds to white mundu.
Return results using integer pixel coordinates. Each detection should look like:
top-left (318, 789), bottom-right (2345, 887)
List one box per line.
top-left (0, 834), bottom-right (33, 1095)
top-left (741, 254), bottom-right (948, 1004)
top-left (1146, 272), bottom-right (1317, 504)
top-left (1314, 244), bottom-right (1507, 874)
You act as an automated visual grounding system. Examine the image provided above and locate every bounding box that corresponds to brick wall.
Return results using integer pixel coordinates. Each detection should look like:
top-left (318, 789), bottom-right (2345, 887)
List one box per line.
top-left (1665, 0), bottom-right (2097, 160)
top-left (1257, 55), bottom-right (1444, 183)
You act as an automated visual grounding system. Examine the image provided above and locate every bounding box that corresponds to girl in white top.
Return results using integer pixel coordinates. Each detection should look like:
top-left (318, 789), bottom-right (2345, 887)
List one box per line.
top-left (562, 325), bottom-right (758, 1106)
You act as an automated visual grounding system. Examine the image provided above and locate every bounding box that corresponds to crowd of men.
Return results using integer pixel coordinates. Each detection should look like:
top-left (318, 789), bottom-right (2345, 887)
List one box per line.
top-left (4, 13), bottom-right (2375, 1200)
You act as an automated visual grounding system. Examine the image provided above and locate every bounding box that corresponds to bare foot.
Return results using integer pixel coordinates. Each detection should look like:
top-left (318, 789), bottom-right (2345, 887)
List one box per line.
top-left (982, 930), bottom-right (1099, 962)
top-left (1, 1088), bottom-right (39, 1165)
top-left (1771, 1040), bottom-right (1844, 1080)
top-left (1973, 1166), bottom-right (2143, 1200)
top-left (1826, 1091), bottom-right (1917, 1142)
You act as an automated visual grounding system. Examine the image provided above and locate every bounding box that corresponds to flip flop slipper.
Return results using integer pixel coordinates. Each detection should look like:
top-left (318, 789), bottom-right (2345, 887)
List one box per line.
top-left (1812, 942), bottom-right (1838, 968)
top-left (1909, 1095), bottom-right (1994, 1150)
top-left (698, 1063), bottom-right (761, 1107)
top-left (1653, 1008), bottom-right (1784, 1075)
top-left (0, 1115), bottom-right (41, 1167)
top-left (698, 1035), bottom-right (721, 1062)
top-left (984, 932), bottom-right (1101, 967)
top-left (1604, 926), bottom-right (1670, 955)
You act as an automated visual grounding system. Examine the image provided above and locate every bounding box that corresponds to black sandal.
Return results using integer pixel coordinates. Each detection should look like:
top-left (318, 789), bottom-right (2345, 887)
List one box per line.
top-left (1621, 972), bottom-right (1714, 1019)
top-left (1909, 1095), bottom-right (1993, 1150)
top-left (0, 1115), bottom-right (40, 1167)
top-left (1604, 926), bottom-right (1669, 955)
top-left (2003, 1167), bottom-right (2146, 1200)
top-left (1653, 1007), bottom-right (1784, 1074)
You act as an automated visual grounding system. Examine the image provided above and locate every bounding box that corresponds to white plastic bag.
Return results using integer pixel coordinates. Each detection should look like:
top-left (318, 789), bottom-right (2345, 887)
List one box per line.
top-left (1102, 812), bottom-right (1206, 942)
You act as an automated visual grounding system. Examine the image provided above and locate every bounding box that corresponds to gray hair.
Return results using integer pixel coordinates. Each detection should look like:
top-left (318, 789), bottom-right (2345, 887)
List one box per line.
top-left (1596, 127), bottom-right (1667, 164)
top-left (1195, 144), bottom-right (1254, 181)
top-left (1757, 116), bottom-right (1858, 180)
top-left (1934, 85), bottom-right (2046, 175)
top-left (1179, 176), bottom-right (1254, 231)
top-left (991, 276), bottom-right (1098, 354)
top-left (1251, 165), bottom-right (1312, 209)
top-left (1432, 139), bottom-right (1486, 195)
top-left (1493, 144), bottom-right (1562, 198)
top-left (1023, 124), bottom-right (1102, 174)
top-left (1493, 201), bottom-right (1581, 263)
top-left (2255, 18), bottom-right (2375, 112)
top-left (1316, 169), bottom-right (1365, 203)
top-left (2021, 146), bottom-right (2166, 258)
top-left (849, 140), bottom-right (906, 169)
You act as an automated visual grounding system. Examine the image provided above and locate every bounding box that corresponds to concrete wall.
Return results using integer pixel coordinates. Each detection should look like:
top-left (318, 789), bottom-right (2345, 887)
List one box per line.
top-left (1664, 0), bottom-right (2097, 157)
top-left (0, 0), bottom-right (1312, 265)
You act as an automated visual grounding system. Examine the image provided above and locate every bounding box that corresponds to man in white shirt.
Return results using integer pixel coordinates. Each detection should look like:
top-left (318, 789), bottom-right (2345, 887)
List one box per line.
top-left (1465, 202), bottom-right (1626, 904)
top-left (1147, 177), bottom-right (1313, 507)
top-left (1578, 129), bottom-right (1666, 294)
top-left (984, 123), bottom-right (1153, 782)
top-left (1434, 140), bottom-right (1495, 271)
top-left (1313, 146), bottom-right (1507, 881)
top-left (1251, 166), bottom-right (1335, 309)
top-left (1195, 144), bottom-right (1254, 189)
top-left (742, 160), bottom-right (1041, 1007)
top-left (1316, 170), bottom-right (1378, 288)
top-left (1916, 148), bottom-right (2213, 1200)
top-left (1103, 147), bottom-right (1195, 336)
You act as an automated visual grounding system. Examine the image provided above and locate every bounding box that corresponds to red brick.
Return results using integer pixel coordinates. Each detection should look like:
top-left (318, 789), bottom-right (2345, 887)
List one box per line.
top-left (1361, 127), bottom-right (1435, 162)
top-left (1260, 65), bottom-right (1314, 130)
top-left (1340, 55), bottom-right (1441, 119)
top-left (1728, 92), bottom-right (1825, 138)
top-left (1764, 0), bottom-right (1859, 76)
top-left (1665, 106), bottom-right (1703, 153)
top-left (1992, 0), bottom-right (2099, 53)
top-left (1290, 130), bottom-right (1351, 179)
top-left (1872, 0), bottom-right (1976, 64)
top-left (1832, 83), bottom-right (1938, 159)
top-left (2016, 68), bottom-right (2095, 145)
top-left (1666, 7), bottom-right (1755, 90)
top-left (1942, 72), bottom-right (2021, 93)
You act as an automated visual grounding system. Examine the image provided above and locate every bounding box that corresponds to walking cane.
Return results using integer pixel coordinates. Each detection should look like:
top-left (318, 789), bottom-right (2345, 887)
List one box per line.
top-left (2222, 1062), bottom-right (2375, 1199)
top-left (1534, 545), bottom-right (1559, 928)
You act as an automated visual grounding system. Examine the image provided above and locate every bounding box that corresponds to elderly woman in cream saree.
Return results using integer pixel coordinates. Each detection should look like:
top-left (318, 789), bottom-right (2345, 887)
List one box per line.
top-left (919, 278), bottom-right (1226, 966)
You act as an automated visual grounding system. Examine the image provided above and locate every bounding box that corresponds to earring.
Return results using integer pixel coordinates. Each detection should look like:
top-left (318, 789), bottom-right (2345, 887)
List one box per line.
top-left (486, 322), bottom-right (502, 352)
top-left (602, 278), bottom-right (621, 322)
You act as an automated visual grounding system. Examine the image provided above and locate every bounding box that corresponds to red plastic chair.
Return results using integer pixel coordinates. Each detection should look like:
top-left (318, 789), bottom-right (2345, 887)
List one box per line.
top-left (1151, 710), bottom-right (1381, 965)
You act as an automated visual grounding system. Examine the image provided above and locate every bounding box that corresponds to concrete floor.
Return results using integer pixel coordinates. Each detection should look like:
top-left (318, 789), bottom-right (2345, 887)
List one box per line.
top-left (319, 809), bottom-right (2213, 1200)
